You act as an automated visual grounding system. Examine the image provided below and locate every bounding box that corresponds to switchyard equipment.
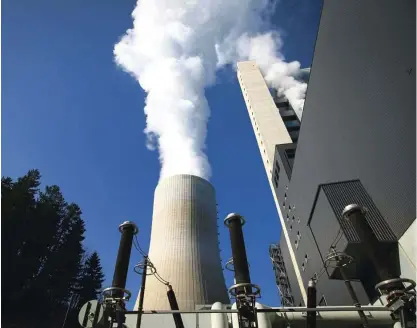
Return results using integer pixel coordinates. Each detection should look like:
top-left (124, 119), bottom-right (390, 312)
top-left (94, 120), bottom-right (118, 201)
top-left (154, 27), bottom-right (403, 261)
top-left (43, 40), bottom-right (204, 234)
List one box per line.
top-left (77, 206), bottom-right (415, 328)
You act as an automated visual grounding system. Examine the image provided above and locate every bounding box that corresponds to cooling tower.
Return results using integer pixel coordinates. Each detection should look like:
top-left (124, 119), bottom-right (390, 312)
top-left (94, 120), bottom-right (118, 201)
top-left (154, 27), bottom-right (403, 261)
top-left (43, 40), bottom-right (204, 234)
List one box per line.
top-left (137, 174), bottom-right (229, 310)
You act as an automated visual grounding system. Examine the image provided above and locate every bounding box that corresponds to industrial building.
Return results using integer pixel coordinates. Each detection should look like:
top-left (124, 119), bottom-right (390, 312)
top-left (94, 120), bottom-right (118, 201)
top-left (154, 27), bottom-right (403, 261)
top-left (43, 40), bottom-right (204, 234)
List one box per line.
top-left (77, 1), bottom-right (415, 327)
top-left (238, 0), bottom-right (416, 307)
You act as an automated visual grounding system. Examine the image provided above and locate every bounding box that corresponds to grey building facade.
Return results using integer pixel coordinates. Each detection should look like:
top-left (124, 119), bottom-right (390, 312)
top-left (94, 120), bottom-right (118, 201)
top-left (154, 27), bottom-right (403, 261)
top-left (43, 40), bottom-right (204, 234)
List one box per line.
top-left (240, 0), bottom-right (416, 307)
top-left (273, 0), bottom-right (416, 306)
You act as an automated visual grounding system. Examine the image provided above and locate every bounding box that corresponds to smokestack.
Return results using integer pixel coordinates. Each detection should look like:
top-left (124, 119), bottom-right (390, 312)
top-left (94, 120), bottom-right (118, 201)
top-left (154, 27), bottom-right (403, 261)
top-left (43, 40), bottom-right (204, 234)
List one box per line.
top-left (138, 175), bottom-right (229, 310)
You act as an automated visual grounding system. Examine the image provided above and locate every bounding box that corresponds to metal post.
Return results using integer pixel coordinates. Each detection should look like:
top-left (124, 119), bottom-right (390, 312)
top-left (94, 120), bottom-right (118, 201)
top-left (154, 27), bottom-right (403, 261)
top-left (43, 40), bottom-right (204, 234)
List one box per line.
top-left (109, 221), bottom-right (138, 328)
top-left (224, 213), bottom-right (251, 289)
top-left (338, 264), bottom-right (369, 328)
top-left (112, 221), bottom-right (139, 298)
top-left (224, 213), bottom-right (260, 328)
top-left (136, 256), bottom-right (148, 328)
top-left (167, 285), bottom-right (185, 328)
top-left (306, 280), bottom-right (317, 328)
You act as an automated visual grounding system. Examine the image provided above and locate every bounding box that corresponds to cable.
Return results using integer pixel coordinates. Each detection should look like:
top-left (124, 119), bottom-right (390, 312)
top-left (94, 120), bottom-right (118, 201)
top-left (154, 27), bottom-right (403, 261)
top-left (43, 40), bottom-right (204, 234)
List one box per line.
top-left (133, 236), bottom-right (171, 286)
top-left (333, 233), bottom-right (343, 249)
top-left (312, 266), bottom-right (327, 283)
top-left (154, 273), bottom-right (170, 286)
top-left (134, 235), bottom-right (147, 257)
top-left (329, 228), bottom-right (342, 250)
top-left (136, 236), bottom-right (147, 256)
top-left (154, 269), bottom-right (170, 285)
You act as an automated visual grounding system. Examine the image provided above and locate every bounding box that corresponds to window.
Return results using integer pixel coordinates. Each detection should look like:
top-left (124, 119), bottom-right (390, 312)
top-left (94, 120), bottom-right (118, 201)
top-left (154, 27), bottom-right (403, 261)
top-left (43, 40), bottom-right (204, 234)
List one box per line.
top-left (273, 164), bottom-right (280, 189)
top-left (286, 148), bottom-right (296, 159)
top-left (284, 120), bottom-right (300, 128)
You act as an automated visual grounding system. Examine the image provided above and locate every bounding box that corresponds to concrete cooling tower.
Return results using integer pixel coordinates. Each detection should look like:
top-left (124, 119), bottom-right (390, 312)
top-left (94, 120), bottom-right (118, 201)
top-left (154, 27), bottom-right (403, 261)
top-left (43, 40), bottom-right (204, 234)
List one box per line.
top-left (137, 174), bottom-right (230, 310)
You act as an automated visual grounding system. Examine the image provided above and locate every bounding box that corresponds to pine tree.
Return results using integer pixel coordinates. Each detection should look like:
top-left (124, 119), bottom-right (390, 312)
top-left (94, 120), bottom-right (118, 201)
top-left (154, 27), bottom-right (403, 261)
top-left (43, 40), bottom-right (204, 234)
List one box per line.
top-left (1, 170), bottom-right (105, 328)
top-left (2, 170), bottom-right (41, 312)
top-left (77, 251), bottom-right (105, 306)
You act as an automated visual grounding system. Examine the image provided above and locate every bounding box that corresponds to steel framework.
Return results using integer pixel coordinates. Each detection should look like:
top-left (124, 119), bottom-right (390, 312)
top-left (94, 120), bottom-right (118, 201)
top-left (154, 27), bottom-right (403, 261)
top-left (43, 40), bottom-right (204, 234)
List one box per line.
top-left (269, 244), bottom-right (295, 306)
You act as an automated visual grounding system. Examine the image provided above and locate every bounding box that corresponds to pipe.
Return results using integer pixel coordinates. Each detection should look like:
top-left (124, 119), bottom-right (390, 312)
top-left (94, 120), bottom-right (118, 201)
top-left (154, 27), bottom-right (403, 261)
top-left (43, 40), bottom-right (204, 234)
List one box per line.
top-left (112, 221), bottom-right (138, 298)
top-left (136, 256), bottom-right (148, 328)
top-left (255, 303), bottom-right (272, 328)
top-left (274, 311), bottom-right (394, 328)
top-left (124, 306), bottom-right (390, 314)
top-left (211, 302), bottom-right (228, 328)
top-left (231, 303), bottom-right (239, 328)
top-left (399, 308), bottom-right (407, 328)
top-left (393, 321), bottom-right (402, 328)
top-left (306, 280), bottom-right (316, 328)
top-left (227, 303), bottom-right (392, 328)
top-left (167, 285), bottom-right (185, 328)
top-left (224, 213), bottom-right (251, 290)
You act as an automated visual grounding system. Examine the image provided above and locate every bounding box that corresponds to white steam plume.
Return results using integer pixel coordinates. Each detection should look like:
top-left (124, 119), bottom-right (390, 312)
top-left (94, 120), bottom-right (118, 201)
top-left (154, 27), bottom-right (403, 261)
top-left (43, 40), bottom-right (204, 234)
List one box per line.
top-left (114, 0), bottom-right (307, 180)
top-left (218, 32), bottom-right (308, 119)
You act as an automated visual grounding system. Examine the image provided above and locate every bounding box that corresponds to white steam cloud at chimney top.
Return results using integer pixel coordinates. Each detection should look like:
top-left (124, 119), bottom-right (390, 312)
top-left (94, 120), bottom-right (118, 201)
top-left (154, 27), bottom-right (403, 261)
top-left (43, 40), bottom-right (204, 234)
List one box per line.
top-left (114, 0), bottom-right (307, 181)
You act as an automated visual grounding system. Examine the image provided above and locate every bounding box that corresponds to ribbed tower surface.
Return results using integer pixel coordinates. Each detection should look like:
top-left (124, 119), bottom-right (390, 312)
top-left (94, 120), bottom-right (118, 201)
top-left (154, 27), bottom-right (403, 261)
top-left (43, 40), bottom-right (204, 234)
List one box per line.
top-left (136, 174), bottom-right (229, 310)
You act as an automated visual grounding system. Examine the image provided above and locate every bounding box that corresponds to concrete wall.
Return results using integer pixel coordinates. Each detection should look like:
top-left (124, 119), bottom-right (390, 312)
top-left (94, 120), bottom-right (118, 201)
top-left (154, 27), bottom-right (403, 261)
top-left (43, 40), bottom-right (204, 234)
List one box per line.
top-left (284, 0), bottom-right (416, 304)
top-left (398, 219), bottom-right (417, 281)
top-left (138, 175), bottom-right (229, 310)
top-left (237, 61), bottom-right (307, 303)
top-left (237, 61), bottom-right (293, 179)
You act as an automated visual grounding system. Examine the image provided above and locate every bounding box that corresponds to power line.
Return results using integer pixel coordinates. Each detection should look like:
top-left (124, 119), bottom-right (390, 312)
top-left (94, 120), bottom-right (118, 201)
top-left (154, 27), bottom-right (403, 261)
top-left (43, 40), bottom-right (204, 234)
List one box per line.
top-left (329, 228), bottom-right (343, 250)
top-left (133, 236), bottom-right (170, 286)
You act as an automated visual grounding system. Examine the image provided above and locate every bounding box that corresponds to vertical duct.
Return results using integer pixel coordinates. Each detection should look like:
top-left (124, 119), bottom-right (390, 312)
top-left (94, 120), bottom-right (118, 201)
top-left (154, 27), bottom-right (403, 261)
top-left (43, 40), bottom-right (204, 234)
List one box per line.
top-left (140, 175), bottom-right (229, 310)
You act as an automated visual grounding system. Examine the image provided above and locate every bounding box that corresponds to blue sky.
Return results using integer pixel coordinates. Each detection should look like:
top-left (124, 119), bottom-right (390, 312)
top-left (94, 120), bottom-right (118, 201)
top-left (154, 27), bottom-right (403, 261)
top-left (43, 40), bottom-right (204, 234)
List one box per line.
top-left (2, 0), bottom-right (321, 308)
